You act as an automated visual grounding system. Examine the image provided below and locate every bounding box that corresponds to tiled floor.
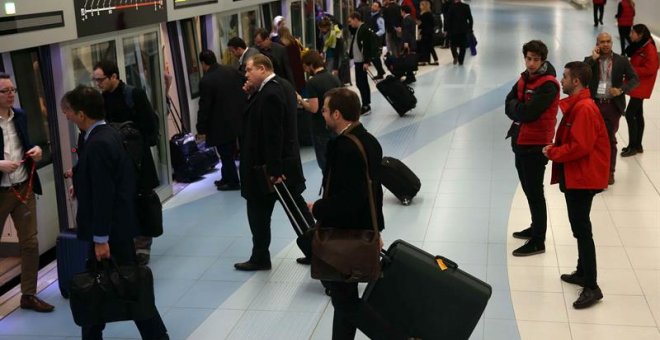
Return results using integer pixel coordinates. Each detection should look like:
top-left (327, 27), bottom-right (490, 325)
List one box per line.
top-left (2, 0), bottom-right (660, 339)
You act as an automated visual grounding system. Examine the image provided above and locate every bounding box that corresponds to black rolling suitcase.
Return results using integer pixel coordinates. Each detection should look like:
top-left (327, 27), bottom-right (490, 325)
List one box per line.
top-left (363, 240), bottom-right (492, 340)
top-left (56, 232), bottom-right (90, 298)
top-left (273, 182), bottom-right (314, 258)
top-left (380, 156), bottom-right (421, 205)
top-left (338, 57), bottom-right (352, 86)
top-left (370, 72), bottom-right (417, 117)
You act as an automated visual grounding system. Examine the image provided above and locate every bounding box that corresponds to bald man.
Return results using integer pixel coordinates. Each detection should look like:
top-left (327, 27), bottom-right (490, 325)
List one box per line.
top-left (583, 32), bottom-right (638, 185)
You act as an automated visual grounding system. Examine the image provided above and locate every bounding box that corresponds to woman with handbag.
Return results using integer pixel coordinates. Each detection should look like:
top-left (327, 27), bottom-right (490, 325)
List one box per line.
top-left (308, 88), bottom-right (407, 340)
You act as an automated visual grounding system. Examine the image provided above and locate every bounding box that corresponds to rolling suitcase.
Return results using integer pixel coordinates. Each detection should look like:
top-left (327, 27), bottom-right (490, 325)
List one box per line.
top-left (380, 156), bottom-right (421, 205)
top-left (370, 72), bottom-right (417, 117)
top-left (273, 182), bottom-right (314, 258)
top-left (56, 232), bottom-right (90, 298)
top-left (363, 240), bottom-right (492, 340)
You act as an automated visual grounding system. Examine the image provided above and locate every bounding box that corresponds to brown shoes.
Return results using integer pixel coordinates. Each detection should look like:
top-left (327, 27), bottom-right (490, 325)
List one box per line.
top-left (20, 295), bottom-right (54, 313)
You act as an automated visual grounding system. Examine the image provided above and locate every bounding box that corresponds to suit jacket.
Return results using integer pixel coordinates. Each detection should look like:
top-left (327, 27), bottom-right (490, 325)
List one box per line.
top-left (196, 63), bottom-right (246, 145)
top-left (401, 14), bottom-right (417, 51)
top-left (446, 2), bottom-right (473, 35)
top-left (239, 47), bottom-right (260, 75)
top-left (73, 124), bottom-right (138, 244)
top-left (349, 23), bottom-right (375, 62)
top-left (260, 43), bottom-right (296, 87)
top-left (239, 76), bottom-right (305, 199)
top-left (102, 81), bottom-right (159, 191)
top-left (583, 52), bottom-right (639, 114)
top-left (0, 108), bottom-right (42, 195)
top-left (312, 123), bottom-right (385, 231)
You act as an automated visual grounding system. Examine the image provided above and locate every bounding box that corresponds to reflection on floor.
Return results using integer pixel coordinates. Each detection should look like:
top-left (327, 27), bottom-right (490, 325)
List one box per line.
top-left (1, 0), bottom-right (660, 339)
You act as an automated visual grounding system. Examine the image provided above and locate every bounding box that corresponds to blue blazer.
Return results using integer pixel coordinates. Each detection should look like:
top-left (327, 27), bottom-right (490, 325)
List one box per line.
top-left (0, 108), bottom-right (42, 195)
top-left (72, 124), bottom-right (138, 243)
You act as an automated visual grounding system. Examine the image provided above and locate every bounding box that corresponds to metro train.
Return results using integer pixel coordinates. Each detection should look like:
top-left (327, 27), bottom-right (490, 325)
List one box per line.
top-left (0, 0), bottom-right (356, 289)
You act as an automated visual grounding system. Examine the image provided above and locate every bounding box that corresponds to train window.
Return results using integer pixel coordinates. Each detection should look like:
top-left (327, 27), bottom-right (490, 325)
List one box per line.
top-left (71, 41), bottom-right (117, 87)
top-left (290, 1), bottom-right (302, 41)
top-left (241, 11), bottom-right (258, 50)
top-left (9, 49), bottom-right (52, 168)
top-left (304, 0), bottom-right (316, 49)
top-left (217, 14), bottom-right (239, 66)
top-left (181, 18), bottom-right (202, 99)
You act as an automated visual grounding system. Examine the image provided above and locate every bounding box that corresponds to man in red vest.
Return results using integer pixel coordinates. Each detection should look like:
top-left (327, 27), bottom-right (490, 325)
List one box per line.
top-left (505, 40), bottom-right (560, 257)
top-left (543, 61), bottom-right (610, 309)
top-left (592, 0), bottom-right (606, 26)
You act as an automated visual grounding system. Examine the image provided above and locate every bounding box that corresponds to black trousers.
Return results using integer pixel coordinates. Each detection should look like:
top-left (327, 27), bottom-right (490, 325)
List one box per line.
top-left (82, 240), bottom-right (169, 340)
top-left (246, 185), bottom-right (313, 262)
top-left (625, 97), bottom-right (645, 149)
top-left (597, 101), bottom-right (621, 173)
top-left (515, 152), bottom-right (549, 241)
top-left (354, 62), bottom-right (371, 106)
top-left (217, 141), bottom-right (239, 184)
top-left (618, 25), bottom-right (632, 55)
top-left (564, 189), bottom-right (598, 289)
top-left (593, 4), bottom-right (604, 25)
top-left (324, 281), bottom-right (407, 340)
top-left (449, 33), bottom-right (467, 64)
top-left (419, 35), bottom-right (438, 63)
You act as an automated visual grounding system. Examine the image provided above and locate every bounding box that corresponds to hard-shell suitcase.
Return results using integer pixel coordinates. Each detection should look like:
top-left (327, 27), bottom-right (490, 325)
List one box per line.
top-left (56, 232), bottom-right (91, 298)
top-left (363, 240), bottom-right (492, 340)
top-left (373, 76), bottom-right (417, 117)
top-left (380, 156), bottom-right (421, 205)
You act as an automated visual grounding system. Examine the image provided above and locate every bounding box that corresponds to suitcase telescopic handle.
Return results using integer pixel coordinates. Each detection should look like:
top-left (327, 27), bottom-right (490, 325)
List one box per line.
top-left (273, 182), bottom-right (312, 232)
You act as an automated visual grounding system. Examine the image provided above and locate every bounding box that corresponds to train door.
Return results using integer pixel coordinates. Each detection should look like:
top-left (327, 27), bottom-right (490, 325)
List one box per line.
top-left (56, 27), bottom-right (171, 231)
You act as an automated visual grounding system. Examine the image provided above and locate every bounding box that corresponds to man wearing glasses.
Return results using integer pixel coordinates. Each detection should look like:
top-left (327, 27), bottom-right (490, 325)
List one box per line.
top-left (0, 73), bottom-right (54, 312)
top-left (92, 60), bottom-right (160, 266)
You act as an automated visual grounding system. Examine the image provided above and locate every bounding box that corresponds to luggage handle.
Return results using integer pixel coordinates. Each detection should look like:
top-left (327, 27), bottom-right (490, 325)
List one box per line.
top-left (273, 182), bottom-right (312, 233)
top-left (435, 255), bottom-right (458, 270)
top-left (167, 96), bottom-right (188, 135)
top-left (366, 69), bottom-right (380, 83)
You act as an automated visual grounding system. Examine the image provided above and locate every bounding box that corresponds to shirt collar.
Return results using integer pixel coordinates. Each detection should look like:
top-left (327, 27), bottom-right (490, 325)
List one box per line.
top-left (258, 73), bottom-right (277, 92)
top-left (239, 49), bottom-right (248, 63)
top-left (0, 108), bottom-right (14, 122)
top-left (84, 120), bottom-right (107, 141)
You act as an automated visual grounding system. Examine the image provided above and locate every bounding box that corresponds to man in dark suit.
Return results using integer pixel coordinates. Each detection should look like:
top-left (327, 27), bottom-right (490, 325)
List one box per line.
top-left (0, 73), bottom-right (53, 313)
top-left (227, 37), bottom-right (260, 76)
top-left (62, 85), bottom-right (168, 340)
top-left (445, 0), bottom-right (473, 65)
top-left (583, 32), bottom-right (639, 184)
top-left (93, 60), bottom-right (160, 265)
top-left (348, 12), bottom-right (376, 115)
top-left (398, 5), bottom-right (417, 83)
top-left (254, 28), bottom-right (296, 87)
top-left (309, 87), bottom-right (405, 339)
top-left (197, 50), bottom-right (246, 191)
top-left (235, 54), bottom-right (311, 271)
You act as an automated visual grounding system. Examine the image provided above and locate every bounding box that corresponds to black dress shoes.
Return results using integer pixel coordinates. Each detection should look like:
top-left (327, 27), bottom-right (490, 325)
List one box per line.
top-left (234, 261), bottom-right (271, 271)
top-left (512, 227), bottom-right (533, 239)
top-left (20, 295), bottom-right (54, 313)
top-left (560, 271), bottom-right (585, 287)
top-left (573, 287), bottom-right (603, 309)
top-left (512, 239), bottom-right (545, 257)
top-left (217, 183), bottom-right (240, 191)
top-left (296, 257), bottom-right (311, 265)
top-left (621, 148), bottom-right (638, 157)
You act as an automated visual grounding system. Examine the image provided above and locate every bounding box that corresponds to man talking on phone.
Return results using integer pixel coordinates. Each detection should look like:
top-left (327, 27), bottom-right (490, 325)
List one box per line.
top-left (583, 32), bottom-right (638, 184)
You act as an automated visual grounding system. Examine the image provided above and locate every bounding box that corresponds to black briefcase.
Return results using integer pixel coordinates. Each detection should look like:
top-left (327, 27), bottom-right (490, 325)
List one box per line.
top-left (363, 240), bottom-right (492, 340)
top-left (69, 260), bottom-right (157, 326)
top-left (137, 190), bottom-right (163, 237)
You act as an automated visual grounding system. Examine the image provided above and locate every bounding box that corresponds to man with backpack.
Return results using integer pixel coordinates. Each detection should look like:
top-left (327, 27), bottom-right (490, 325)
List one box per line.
top-left (93, 60), bottom-right (160, 265)
top-left (348, 12), bottom-right (377, 115)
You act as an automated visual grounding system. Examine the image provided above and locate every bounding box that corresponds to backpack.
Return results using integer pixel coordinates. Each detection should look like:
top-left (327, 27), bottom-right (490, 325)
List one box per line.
top-left (108, 121), bottom-right (145, 172)
top-left (122, 85), bottom-right (160, 146)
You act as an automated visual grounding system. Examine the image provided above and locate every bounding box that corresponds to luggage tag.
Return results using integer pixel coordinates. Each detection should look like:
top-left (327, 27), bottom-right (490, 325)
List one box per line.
top-left (436, 258), bottom-right (448, 271)
top-left (597, 81), bottom-right (607, 96)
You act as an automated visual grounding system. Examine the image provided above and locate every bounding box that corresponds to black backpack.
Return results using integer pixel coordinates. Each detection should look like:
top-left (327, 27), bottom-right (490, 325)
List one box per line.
top-left (109, 121), bottom-right (145, 172)
top-left (123, 85), bottom-right (160, 147)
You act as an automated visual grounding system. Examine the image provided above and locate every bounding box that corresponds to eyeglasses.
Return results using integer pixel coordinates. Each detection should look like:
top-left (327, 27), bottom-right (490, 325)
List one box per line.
top-left (92, 76), bottom-right (107, 83)
top-left (0, 87), bottom-right (17, 94)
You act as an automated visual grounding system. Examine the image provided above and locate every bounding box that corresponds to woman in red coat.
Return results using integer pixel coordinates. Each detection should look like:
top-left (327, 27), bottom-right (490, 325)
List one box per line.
top-left (615, 0), bottom-right (635, 54)
top-left (278, 27), bottom-right (307, 93)
top-left (622, 24), bottom-right (659, 156)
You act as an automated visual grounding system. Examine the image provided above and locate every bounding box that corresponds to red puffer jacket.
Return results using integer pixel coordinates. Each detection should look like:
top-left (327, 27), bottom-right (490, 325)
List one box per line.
top-left (548, 88), bottom-right (610, 190)
top-left (628, 39), bottom-right (659, 99)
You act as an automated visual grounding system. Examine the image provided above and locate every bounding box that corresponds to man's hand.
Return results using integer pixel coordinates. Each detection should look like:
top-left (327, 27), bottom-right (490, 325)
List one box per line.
top-left (608, 87), bottom-right (623, 97)
top-left (307, 201), bottom-right (315, 214)
top-left (591, 46), bottom-right (601, 60)
top-left (243, 80), bottom-right (256, 94)
top-left (25, 146), bottom-right (42, 162)
top-left (542, 145), bottom-right (552, 158)
top-left (0, 160), bottom-right (20, 174)
top-left (270, 175), bottom-right (286, 185)
top-left (95, 242), bottom-right (111, 261)
top-left (362, 63), bottom-right (370, 71)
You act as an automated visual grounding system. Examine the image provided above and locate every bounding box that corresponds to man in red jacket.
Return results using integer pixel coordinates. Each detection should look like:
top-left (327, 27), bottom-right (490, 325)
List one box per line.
top-left (543, 61), bottom-right (610, 309)
top-left (593, 0), bottom-right (606, 27)
top-left (506, 40), bottom-right (560, 257)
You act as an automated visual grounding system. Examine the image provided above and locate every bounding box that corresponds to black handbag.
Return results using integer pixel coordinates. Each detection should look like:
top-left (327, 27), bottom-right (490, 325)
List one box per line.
top-left (137, 190), bottom-right (163, 237)
top-left (69, 259), bottom-right (157, 326)
top-left (311, 133), bottom-right (381, 283)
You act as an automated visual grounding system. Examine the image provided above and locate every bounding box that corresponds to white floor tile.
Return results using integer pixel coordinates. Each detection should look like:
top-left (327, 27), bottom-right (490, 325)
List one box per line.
top-left (563, 293), bottom-right (656, 327)
top-left (510, 291), bottom-right (568, 322)
top-left (507, 266), bottom-right (562, 293)
top-left (517, 320), bottom-right (571, 340)
top-left (570, 323), bottom-right (660, 340)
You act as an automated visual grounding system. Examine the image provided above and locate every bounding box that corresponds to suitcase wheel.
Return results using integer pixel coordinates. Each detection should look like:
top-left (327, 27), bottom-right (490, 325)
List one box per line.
top-left (401, 197), bottom-right (412, 206)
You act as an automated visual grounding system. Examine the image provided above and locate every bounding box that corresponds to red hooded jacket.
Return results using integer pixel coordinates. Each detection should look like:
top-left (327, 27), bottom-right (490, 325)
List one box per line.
top-left (628, 39), bottom-right (659, 99)
top-left (548, 88), bottom-right (610, 190)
